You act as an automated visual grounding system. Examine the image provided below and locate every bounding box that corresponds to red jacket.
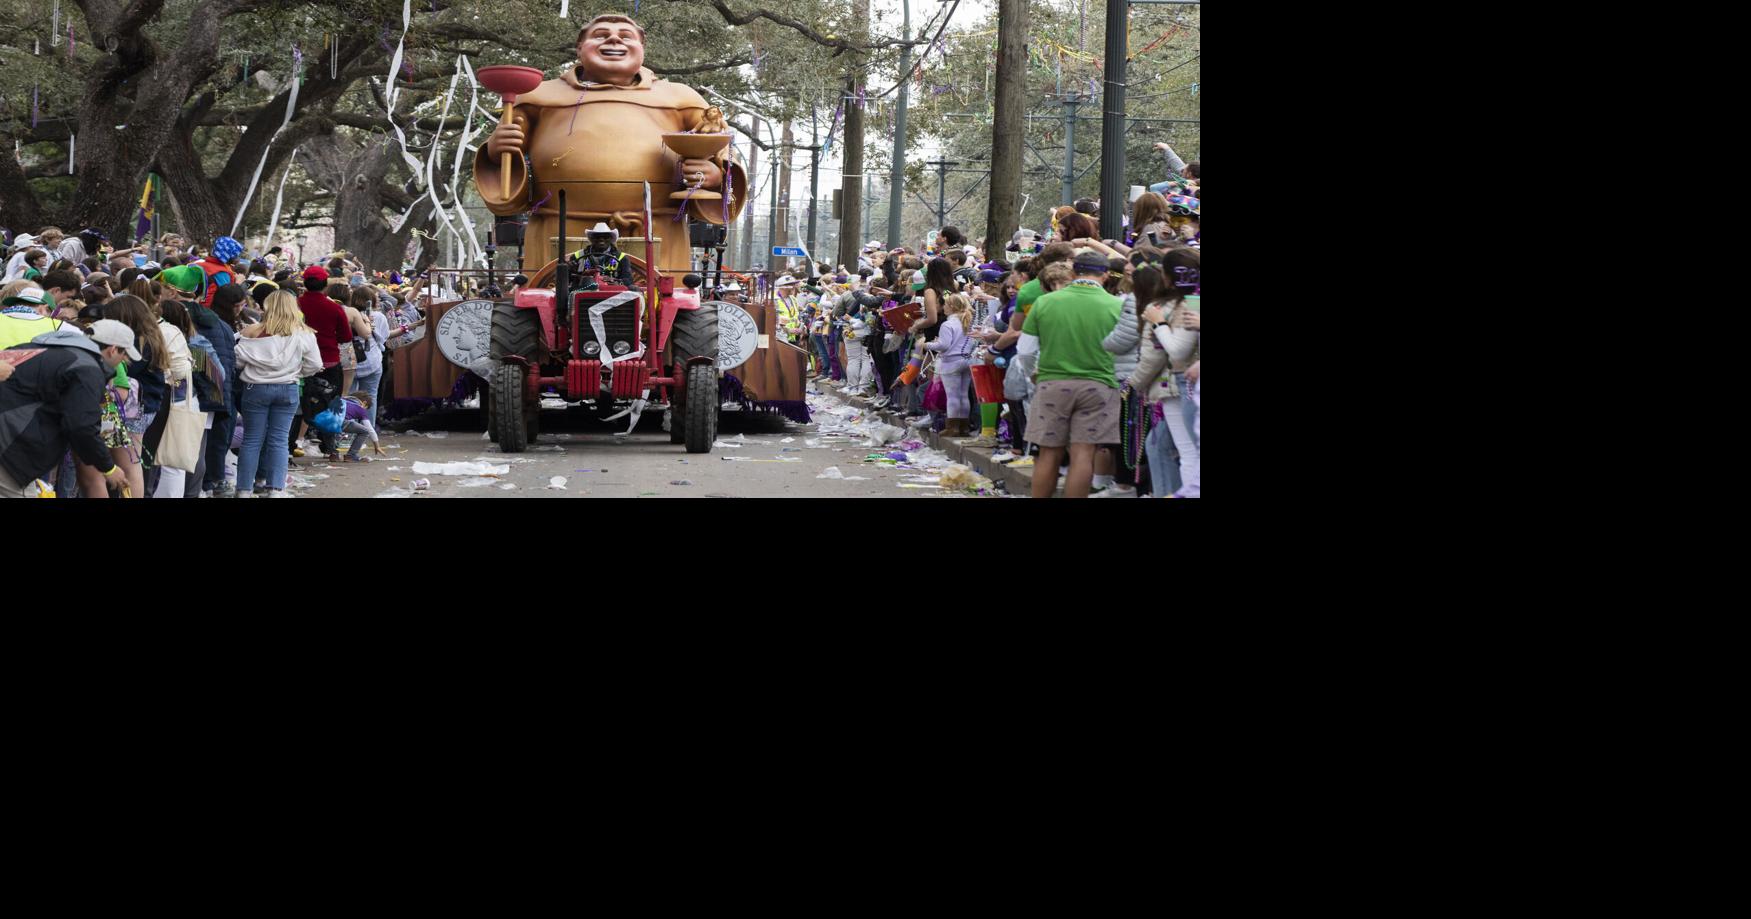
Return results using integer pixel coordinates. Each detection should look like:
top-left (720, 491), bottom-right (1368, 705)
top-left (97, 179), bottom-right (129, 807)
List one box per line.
top-left (196, 257), bottom-right (235, 309)
top-left (297, 289), bottom-right (353, 368)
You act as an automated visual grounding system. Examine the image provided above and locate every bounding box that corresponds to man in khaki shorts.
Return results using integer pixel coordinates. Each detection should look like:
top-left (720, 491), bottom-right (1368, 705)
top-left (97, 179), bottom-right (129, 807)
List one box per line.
top-left (1020, 253), bottom-right (1123, 498)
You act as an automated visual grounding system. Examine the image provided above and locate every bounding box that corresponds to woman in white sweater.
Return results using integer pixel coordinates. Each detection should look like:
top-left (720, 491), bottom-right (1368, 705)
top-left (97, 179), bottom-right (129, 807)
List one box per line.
top-left (1128, 249), bottom-right (1201, 497)
top-left (233, 291), bottom-right (322, 496)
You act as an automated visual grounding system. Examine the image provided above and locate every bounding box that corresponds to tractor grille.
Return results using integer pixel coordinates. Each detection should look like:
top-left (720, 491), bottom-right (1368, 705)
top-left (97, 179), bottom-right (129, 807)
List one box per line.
top-left (573, 291), bottom-right (641, 353)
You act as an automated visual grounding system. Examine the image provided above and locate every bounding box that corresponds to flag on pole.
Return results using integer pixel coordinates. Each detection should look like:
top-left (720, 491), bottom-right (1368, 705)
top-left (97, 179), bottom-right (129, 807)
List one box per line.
top-left (134, 175), bottom-right (155, 241)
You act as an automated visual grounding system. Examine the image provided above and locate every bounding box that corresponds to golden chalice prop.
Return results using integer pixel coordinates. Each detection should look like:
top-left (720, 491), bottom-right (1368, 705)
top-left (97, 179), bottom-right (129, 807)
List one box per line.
top-left (662, 131), bottom-right (732, 203)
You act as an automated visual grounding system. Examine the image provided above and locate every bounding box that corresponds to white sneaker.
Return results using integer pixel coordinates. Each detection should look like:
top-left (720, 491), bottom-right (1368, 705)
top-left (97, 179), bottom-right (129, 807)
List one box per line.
top-left (1090, 485), bottom-right (1136, 498)
top-left (267, 489), bottom-right (293, 498)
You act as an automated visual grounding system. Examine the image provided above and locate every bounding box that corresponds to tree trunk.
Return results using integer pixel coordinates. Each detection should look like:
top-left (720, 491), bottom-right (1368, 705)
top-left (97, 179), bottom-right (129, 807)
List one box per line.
top-left (837, 0), bottom-right (870, 269)
top-left (985, 0), bottom-right (1028, 259)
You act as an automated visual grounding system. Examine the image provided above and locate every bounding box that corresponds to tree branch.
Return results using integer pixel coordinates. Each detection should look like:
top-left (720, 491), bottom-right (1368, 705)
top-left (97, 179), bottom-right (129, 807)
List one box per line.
top-left (677, 0), bottom-right (931, 54)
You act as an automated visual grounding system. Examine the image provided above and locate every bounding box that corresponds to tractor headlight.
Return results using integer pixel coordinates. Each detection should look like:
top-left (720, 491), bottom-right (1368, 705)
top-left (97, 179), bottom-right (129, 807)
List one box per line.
top-left (582, 341), bottom-right (601, 357)
top-left (611, 340), bottom-right (631, 356)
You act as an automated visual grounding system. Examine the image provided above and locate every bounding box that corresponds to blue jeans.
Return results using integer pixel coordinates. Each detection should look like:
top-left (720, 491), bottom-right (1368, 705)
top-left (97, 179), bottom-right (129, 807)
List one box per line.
top-left (1176, 373), bottom-right (1199, 449)
top-left (1146, 412), bottom-right (1182, 497)
top-left (344, 420), bottom-right (375, 458)
top-left (237, 382), bottom-right (299, 491)
top-left (353, 369), bottom-right (382, 428)
top-left (811, 335), bottom-right (831, 374)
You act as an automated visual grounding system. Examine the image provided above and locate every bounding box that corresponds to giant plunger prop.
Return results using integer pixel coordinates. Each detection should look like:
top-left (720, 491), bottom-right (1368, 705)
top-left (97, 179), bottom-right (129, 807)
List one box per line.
top-left (476, 65), bottom-right (545, 201)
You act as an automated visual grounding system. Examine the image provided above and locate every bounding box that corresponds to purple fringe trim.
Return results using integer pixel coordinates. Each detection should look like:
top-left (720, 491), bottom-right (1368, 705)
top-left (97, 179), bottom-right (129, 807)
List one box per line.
top-left (719, 372), bottom-right (811, 423)
top-left (384, 372), bottom-right (485, 421)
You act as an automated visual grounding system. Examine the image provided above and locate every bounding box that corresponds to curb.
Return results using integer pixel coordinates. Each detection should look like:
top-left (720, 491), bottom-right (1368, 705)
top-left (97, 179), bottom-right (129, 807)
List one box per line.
top-left (827, 382), bottom-right (1057, 497)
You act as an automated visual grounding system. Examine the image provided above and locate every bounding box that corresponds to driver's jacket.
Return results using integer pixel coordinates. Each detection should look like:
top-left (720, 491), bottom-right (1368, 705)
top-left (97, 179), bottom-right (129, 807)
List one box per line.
top-left (568, 246), bottom-right (635, 285)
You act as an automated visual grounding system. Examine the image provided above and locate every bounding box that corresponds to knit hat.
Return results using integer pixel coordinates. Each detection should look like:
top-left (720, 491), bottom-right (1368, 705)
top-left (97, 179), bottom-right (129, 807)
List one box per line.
top-left (1072, 253), bottom-right (1111, 273)
top-left (160, 264), bottom-right (207, 298)
top-left (303, 265), bottom-right (330, 284)
top-left (89, 319), bottom-right (142, 361)
top-left (212, 236), bottom-right (244, 263)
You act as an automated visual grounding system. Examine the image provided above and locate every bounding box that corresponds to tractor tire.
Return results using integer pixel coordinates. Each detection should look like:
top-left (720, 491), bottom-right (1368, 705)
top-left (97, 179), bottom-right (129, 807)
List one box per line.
top-left (491, 361), bottom-right (528, 453)
top-left (682, 361), bottom-right (718, 453)
top-left (669, 301), bottom-right (720, 367)
top-left (490, 300), bottom-right (541, 362)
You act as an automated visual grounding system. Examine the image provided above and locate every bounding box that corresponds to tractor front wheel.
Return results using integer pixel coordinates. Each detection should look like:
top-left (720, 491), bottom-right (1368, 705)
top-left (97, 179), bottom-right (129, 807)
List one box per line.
top-left (491, 361), bottom-right (529, 452)
top-left (681, 362), bottom-right (718, 453)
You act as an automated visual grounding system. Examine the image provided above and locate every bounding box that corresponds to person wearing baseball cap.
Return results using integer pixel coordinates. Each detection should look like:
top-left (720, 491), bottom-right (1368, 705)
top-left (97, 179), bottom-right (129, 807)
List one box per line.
top-left (1017, 248), bottom-right (1122, 498)
top-left (293, 263), bottom-right (352, 459)
top-left (0, 320), bottom-right (134, 497)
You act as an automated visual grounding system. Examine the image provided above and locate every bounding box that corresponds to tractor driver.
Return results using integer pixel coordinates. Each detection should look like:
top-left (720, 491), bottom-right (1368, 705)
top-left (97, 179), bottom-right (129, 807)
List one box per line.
top-left (568, 222), bottom-right (635, 287)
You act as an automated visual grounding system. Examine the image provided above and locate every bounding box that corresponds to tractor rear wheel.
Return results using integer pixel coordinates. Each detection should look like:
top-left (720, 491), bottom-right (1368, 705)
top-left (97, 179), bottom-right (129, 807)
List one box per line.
top-left (681, 362), bottom-right (717, 453)
top-left (491, 361), bottom-right (528, 453)
top-left (490, 301), bottom-right (541, 362)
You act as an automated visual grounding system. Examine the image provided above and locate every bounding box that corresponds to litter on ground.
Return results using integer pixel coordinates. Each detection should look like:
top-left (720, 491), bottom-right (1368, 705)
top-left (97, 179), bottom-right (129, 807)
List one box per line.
top-left (412, 461), bottom-right (509, 477)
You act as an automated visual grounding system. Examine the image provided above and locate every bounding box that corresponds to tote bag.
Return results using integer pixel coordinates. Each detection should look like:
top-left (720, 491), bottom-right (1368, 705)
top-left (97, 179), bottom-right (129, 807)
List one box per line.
top-left (156, 379), bottom-right (206, 472)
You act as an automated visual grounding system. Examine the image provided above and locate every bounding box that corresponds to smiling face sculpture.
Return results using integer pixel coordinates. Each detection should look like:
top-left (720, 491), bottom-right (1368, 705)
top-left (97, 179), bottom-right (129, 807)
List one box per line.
top-left (472, 14), bottom-right (747, 277)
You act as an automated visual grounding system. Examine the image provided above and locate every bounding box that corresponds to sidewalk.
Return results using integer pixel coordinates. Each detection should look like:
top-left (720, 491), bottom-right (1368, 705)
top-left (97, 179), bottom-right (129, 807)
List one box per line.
top-left (824, 379), bottom-right (1060, 497)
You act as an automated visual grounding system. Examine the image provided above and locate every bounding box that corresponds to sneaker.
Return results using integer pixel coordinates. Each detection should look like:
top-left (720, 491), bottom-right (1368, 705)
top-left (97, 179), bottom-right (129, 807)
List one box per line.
top-left (267, 489), bottom-right (293, 498)
top-left (962, 433), bottom-right (999, 447)
top-left (215, 482), bottom-right (236, 499)
top-left (992, 450), bottom-right (1019, 463)
top-left (235, 492), bottom-right (257, 499)
top-left (1090, 485), bottom-right (1136, 498)
top-left (1008, 456), bottom-right (1035, 468)
top-left (344, 455), bottom-right (366, 463)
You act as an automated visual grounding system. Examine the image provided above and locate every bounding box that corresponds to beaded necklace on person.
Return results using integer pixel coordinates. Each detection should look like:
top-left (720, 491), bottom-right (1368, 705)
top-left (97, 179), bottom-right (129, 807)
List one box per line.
top-left (1070, 278), bottom-right (1103, 288)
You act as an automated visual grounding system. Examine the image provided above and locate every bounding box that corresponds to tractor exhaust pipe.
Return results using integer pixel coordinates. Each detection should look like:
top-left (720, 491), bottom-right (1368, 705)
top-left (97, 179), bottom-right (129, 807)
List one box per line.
top-left (556, 190), bottom-right (570, 329)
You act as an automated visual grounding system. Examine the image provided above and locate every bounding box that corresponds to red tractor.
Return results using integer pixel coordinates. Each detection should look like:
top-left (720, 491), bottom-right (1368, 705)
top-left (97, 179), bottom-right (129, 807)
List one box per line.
top-left (485, 200), bottom-right (720, 453)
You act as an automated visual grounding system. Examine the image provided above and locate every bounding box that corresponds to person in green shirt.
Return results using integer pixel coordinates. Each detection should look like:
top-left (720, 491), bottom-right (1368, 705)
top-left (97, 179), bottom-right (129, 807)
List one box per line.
top-left (1019, 253), bottom-right (1123, 498)
top-left (1013, 241), bottom-right (1075, 318)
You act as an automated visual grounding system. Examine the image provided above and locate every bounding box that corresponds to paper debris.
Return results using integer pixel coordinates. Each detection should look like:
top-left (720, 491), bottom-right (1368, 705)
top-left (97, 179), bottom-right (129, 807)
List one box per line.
top-left (816, 467), bottom-right (869, 480)
top-left (455, 477), bottom-right (498, 487)
top-left (533, 444), bottom-right (566, 452)
top-left (898, 483), bottom-right (943, 489)
top-left (713, 440), bottom-right (744, 448)
top-left (781, 437), bottom-right (795, 443)
top-left (387, 466), bottom-right (402, 471)
top-left (374, 487), bottom-right (412, 498)
top-left (939, 463), bottom-right (993, 491)
top-left (412, 461), bottom-right (510, 476)
top-left (498, 483), bottom-right (518, 490)
top-left (548, 476), bottom-right (568, 490)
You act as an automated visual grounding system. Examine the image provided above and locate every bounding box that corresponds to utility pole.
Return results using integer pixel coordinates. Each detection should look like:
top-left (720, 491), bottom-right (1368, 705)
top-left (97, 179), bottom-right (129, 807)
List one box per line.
top-left (984, 0), bottom-right (1027, 255)
top-left (862, 171), bottom-right (872, 245)
top-left (1098, 0), bottom-right (1128, 240)
top-left (740, 117), bottom-right (761, 270)
top-left (886, 0), bottom-right (910, 248)
top-left (772, 120), bottom-right (793, 274)
top-left (924, 158), bottom-right (958, 228)
top-left (808, 105), bottom-right (820, 258)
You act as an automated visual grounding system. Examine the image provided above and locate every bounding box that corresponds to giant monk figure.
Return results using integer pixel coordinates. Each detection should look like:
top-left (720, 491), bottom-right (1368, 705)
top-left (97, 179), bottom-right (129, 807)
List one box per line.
top-left (476, 13), bottom-right (745, 276)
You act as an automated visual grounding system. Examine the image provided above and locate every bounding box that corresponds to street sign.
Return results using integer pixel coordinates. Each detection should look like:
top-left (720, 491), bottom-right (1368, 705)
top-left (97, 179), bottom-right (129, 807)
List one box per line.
top-left (772, 246), bottom-right (807, 257)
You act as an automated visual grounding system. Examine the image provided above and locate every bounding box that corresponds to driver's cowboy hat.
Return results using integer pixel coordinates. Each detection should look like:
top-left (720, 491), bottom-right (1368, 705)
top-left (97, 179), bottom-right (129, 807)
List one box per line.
top-left (585, 222), bottom-right (619, 242)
